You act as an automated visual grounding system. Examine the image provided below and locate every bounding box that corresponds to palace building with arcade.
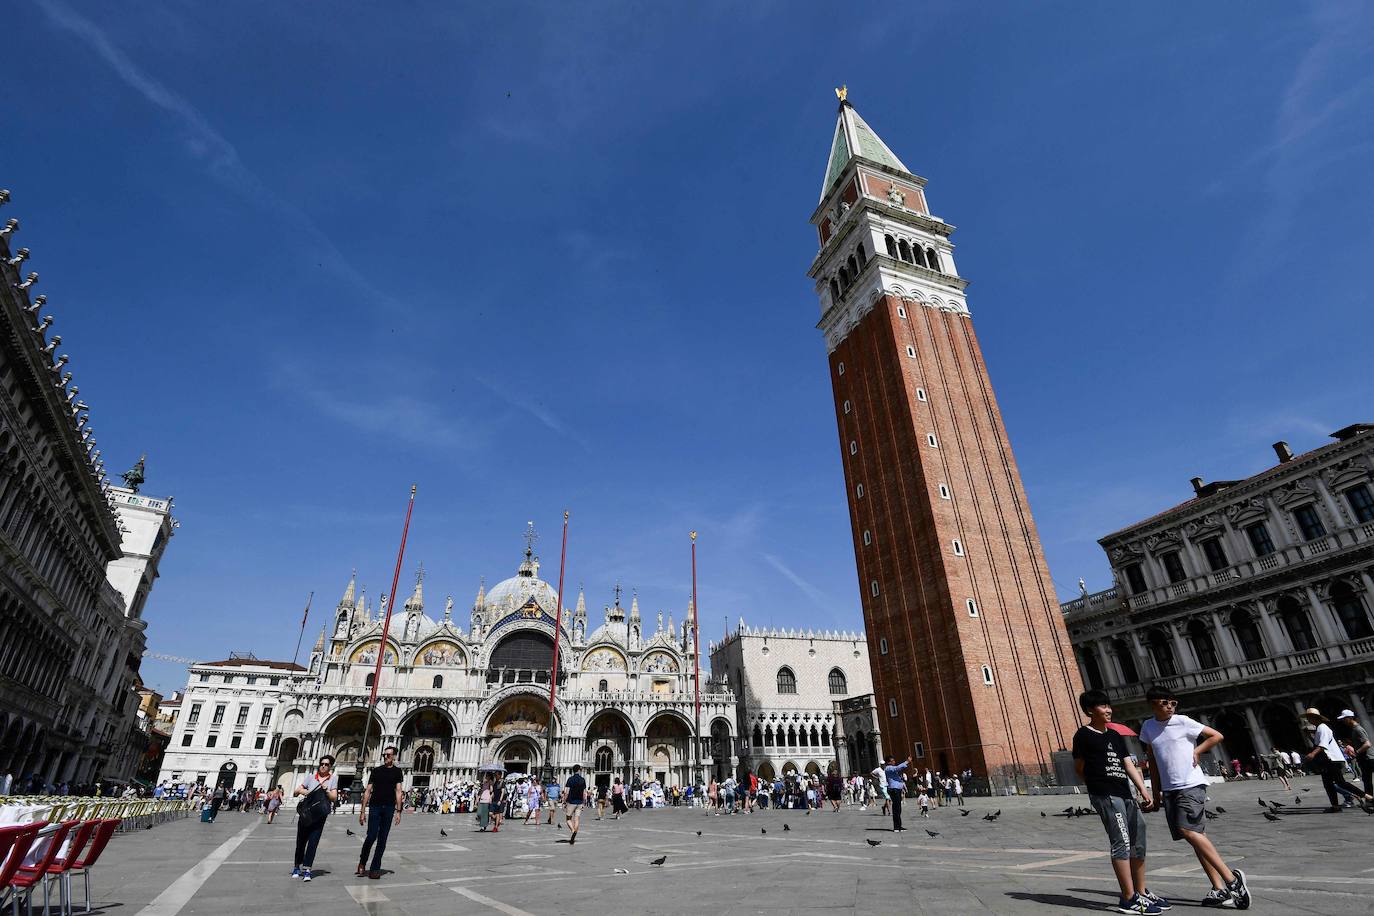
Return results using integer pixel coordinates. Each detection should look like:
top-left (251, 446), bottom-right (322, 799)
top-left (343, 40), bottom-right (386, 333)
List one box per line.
top-left (161, 530), bottom-right (739, 796)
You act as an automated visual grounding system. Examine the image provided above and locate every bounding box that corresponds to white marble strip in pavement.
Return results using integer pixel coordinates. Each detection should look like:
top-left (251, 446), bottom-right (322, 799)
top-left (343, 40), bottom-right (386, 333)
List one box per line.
top-left (135, 822), bottom-right (257, 916)
top-left (451, 885), bottom-right (538, 916)
top-left (1009, 851), bottom-right (1101, 871)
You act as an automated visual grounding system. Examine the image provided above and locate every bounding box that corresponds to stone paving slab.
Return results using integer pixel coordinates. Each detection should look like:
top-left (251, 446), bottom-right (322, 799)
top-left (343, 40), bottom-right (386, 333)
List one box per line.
top-left (79, 776), bottom-right (1374, 915)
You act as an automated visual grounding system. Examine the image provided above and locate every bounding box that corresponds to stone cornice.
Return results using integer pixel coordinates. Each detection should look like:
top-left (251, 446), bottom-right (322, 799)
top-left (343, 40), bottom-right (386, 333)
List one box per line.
top-left (1100, 433), bottom-right (1373, 548)
top-left (809, 200), bottom-right (954, 279)
top-left (810, 156), bottom-right (929, 224)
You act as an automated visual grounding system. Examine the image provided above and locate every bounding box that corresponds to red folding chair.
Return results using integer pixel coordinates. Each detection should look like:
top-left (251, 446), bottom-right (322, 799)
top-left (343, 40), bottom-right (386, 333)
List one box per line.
top-left (0, 823), bottom-right (45, 909)
top-left (64, 821), bottom-right (118, 915)
top-left (41, 821), bottom-right (98, 916)
top-left (8, 820), bottom-right (75, 916)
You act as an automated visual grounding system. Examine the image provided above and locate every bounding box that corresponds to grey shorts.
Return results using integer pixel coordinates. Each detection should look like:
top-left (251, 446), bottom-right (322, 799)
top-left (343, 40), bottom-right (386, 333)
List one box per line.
top-left (1089, 794), bottom-right (1146, 860)
top-left (1162, 785), bottom-right (1207, 841)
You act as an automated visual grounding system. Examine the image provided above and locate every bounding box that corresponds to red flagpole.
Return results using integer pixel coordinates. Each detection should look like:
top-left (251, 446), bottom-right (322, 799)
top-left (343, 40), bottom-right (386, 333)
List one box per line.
top-left (358, 486), bottom-right (416, 774)
top-left (691, 530), bottom-right (701, 781)
top-left (290, 591), bottom-right (314, 668)
top-left (543, 511), bottom-right (569, 780)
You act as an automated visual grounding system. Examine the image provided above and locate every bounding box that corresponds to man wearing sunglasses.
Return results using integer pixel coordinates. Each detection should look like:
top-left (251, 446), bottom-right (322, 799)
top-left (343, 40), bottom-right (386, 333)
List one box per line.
top-left (1139, 688), bottom-right (1250, 910)
top-left (357, 745), bottom-right (404, 879)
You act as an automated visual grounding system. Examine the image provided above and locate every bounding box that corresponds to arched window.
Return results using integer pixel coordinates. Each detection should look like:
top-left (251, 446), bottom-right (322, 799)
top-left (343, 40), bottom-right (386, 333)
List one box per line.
top-left (787, 726), bottom-right (798, 747)
top-left (1230, 608), bottom-right (1267, 660)
top-left (1277, 596), bottom-right (1317, 650)
top-left (809, 725), bottom-right (820, 746)
top-left (911, 244), bottom-right (927, 268)
top-left (431, 675), bottom-right (443, 689)
top-left (847, 255), bottom-right (858, 278)
top-left (885, 235), bottom-right (898, 258)
top-left (1186, 619), bottom-right (1220, 668)
top-left (595, 746), bottom-right (613, 772)
top-left (856, 243), bottom-right (867, 268)
top-left (1146, 629), bottom-right (1176, 678)
top-left (365, 673), bottom-right (375, 687)
top-left (777, 667), bottom-right (797, 694)
top-left (830, 278), bottom-right (840, 301)
top-left (752, 724), bottom-right (763, 747)
top-left (821, 725), bottom-right (830, 746)
top-left (828, 668), bottom-right (848, 695)
top-left (1332, 582), bottom-right (1373, 639)
top-left (898, 239), bottom-right (912, 263)
top-left (839, 265), bottom-right (850, 288)
top-left (413, 746), bottom-right (434, 774)
top-left (926, 247), bottom-right (940, 271)
top-left (598, 678), bottom-right (609, 692)
top-left (764, 725), bottom-right (774, 747)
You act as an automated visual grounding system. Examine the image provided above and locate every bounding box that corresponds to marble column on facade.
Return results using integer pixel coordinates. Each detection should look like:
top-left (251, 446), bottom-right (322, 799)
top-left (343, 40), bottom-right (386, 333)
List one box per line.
top-left (1253, 601), bottom-right (1292, 656)
top-left (1128, 631), bottom-right (1155, 679)
top-left (1303, 585), bottom-right (1344, 645)
top-left (1242, 706), bottom-right (1272, 756)
top-left (1093, 640), bottom-right (1120, 686)
top-left (1207, 611), bottom-right (1241, 664)
top-left (1167, 621), bottom-right (1197, 673)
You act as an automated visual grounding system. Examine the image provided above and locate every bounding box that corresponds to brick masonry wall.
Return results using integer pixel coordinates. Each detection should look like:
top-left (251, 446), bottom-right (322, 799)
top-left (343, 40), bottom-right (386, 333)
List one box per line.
top-left (830, 295), bottom-right (1082, 779)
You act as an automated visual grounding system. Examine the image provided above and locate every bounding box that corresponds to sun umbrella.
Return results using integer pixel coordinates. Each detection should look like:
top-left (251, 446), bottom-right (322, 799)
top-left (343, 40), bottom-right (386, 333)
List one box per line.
top-left (475, 763), bottom-right (506, 775)
top-left (1106, 722), bottom-right (1138, 738)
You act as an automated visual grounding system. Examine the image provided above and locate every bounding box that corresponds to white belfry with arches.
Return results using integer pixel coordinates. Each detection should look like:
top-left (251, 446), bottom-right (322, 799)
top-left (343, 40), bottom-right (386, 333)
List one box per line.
top-left (269, 531), bottom-right (736, 796)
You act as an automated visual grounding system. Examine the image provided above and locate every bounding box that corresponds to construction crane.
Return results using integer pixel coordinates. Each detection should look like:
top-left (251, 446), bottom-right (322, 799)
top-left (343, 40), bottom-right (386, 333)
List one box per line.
top-left (142, 651), bottom-right (200, 665)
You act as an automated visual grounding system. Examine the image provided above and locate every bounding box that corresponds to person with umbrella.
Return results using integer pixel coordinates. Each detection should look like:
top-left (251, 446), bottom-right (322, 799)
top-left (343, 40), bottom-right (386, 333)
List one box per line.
top-left (1073, 689), bottom-right (1166, 915)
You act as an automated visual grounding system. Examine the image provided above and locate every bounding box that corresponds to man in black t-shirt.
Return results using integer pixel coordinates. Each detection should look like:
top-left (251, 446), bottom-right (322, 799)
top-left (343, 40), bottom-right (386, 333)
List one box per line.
top-left (564, 764), bottom-right (588, 845)
top-left (1072, 690), bottom-right (1164, 914)
top-left (358, 746), bottom-right (404, 879)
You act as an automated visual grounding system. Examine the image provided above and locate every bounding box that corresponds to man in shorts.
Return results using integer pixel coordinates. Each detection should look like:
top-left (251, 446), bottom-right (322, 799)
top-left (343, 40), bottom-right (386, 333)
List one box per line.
top-left (1140, 687), bottom-right (1250, 909)
top-left (545, 777), bottom-right (562, 827)
top-left (1073, 690), bottom-right (1165, 914)
top-left (564, 764), bottom-right (587, 845)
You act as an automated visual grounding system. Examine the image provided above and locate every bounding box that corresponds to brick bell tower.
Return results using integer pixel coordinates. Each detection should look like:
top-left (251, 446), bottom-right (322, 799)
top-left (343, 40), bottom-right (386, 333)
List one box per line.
top-left (809, 89), bottom-right (1082, 784)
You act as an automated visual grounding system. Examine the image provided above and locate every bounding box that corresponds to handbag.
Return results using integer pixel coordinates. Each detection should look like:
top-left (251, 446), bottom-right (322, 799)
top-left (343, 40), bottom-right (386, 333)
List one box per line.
top-left (297, 783), bottom-right (332, 828)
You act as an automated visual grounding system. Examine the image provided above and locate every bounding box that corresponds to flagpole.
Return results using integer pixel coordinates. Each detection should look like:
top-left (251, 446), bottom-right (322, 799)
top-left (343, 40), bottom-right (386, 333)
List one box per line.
top-left (356, 485), bottom-right (416, 788)
top-left (542, 511), bottom-right (569, 783)
top-left (290, 591), bottom-right (314, 668)
top-left (691, 531), bottom-right (701, 785)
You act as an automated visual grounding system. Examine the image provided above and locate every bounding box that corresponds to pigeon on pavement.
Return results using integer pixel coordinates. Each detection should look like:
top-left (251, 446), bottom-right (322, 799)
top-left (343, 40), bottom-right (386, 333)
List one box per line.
top-left (1039, 811), bottom-right (1046, 817)
top-left (650, 856), bottom-right (667, 866)
top-left (614, 868), bottom-right (629, 875)
top-left (440, 829), bottom-right (448, 837)
top-left (961, 810), bottom-right (972, 817)
top-left (761, 828), bottom-right (767, 835)
top-left (1216, 806), bottom-right (1226, 814)
top-left (1257, 797), bottom-right (1267, 808)
top-left (1263, 812), bottom-right (1281, 822)
top-left (866, 839), bottom-right (882, 847)
top-left (783, 824), bottom-right (790, 831)
top-left (925, 829), bottom-right (939, 837)
top-left (696, 831), bottom-right (702, 836)
top-left (346, 829), bottom-right (356, 836)
top-left (1296, 796), bottom-right (1303, 805)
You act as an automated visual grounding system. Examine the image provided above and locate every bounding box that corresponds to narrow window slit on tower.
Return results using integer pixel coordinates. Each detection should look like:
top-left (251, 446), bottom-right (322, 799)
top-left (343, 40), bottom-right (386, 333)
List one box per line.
top-left (906, 346), bottom-right (916, 358)
top-left (967, 598), bottom-right (978, 617)
top-left (897, 305), bottom-right (907, 319)
top-left (927, 434), bottom-right (938, 448)
top-left (952, 539), bottom-right (964, 556)
top-left (843, 400), bottom-right (851, 414)
top-left (863, 530), bottom-right (872, 546)
top-left (849, 440), bottom-right (857, 455)
top-left (981, 666), bottom-right (994, 685)
top-left (939, 484), bottom-right (951, 499)
top-left (916, 388), bottom-right (927, 401)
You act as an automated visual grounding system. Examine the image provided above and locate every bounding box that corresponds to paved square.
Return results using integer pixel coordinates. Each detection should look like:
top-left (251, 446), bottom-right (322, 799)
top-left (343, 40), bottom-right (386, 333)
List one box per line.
top-left (92, 778), bottom-right (1370, 915)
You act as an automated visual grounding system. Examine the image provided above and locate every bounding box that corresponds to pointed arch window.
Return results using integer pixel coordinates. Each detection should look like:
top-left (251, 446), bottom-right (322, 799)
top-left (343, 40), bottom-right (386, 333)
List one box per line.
top-left (764, 725), bottom-right (774, 747)
top-left (777, 667), bottom-right (797, 694)
top-left (809, 725), bottom-right (820, 747)
top-left (828, 667), bottom-right (848, 695)
top-left (787, 725), bottom-right (798, 747)
top-left (413, 746), bottom-right (434, 774)
top-left (752, 724), bottom-right (764, 747)
top-left (821, 725), bottom-right (830, 746)
top-left (595, 746), bottom-right (613, 772)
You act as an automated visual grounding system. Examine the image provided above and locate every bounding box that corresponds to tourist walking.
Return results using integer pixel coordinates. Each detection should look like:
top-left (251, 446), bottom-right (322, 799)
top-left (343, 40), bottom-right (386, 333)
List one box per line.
top-left (476, 778), bottom-right (493, 831)
top-left (1302, 708), bottom-right (1373, 811)
top-left (826, 771), bottom-right (844, 812)
top-left (611, 776), bottom-right (628, 819)
top-left (564, 764), bottom-right (587, 845)
top-left (292, 755), bottom-right (338, 883)
top-left (596, 780), bottom-right (608, 820)
top-left (883, 755), bottom-right (911, 832)
top-left (490, 776), bottom-right (506, 832)
top-left (524, 780), bottom-right (542, 824)
top-left (357, 745), bottom-right (404, 879)
top-left (545, 777), bottom-right (562, 826)
top-left (1337, 710), bottom-right (1374, 796)
top-left (265, 785), bottom-right (283, 824)
top-left (1139, 687), bottom-right (1250, 909)
top-left (1073, 689), bottom-right (1165, 915)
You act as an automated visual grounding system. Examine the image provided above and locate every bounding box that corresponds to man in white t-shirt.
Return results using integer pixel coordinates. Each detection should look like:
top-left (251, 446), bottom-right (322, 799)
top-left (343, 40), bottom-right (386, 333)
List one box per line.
top-left (1301, 708), bottom-right (1373, 811)
top-left (1139, 688), bottom-right (1250, 910)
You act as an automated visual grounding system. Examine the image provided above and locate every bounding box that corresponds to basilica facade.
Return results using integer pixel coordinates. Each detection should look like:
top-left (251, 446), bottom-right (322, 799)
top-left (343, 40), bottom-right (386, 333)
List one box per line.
top-left (271, 538), bottom-right (737, 796)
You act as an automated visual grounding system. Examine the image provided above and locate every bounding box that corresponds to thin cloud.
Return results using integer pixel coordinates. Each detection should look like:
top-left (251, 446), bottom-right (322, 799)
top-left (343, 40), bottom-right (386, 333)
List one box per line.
top-left (473, 375), bottom-right (591, 452)
top-left (762, 552), bottom-right (829, 608)
top-left (34, 0), bottom-right (404, 316)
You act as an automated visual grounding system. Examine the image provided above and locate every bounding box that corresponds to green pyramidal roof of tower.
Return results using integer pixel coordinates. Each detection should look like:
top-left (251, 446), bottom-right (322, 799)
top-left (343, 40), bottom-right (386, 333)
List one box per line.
top-left (820, 102), bottom-right (910, 202)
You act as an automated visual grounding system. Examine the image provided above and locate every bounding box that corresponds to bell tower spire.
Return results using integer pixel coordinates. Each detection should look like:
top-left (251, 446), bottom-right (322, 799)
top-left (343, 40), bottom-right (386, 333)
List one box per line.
top-left (809, 90), bottom-right (1082, 784)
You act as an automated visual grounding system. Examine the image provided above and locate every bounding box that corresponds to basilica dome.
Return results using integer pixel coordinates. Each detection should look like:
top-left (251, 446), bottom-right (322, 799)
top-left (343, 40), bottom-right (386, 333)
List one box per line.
top-left (483, 551), bottom-right (561, 617)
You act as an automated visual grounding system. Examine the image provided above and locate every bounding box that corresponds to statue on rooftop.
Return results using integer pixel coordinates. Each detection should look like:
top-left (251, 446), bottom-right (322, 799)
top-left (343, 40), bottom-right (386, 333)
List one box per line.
top-left (121, 454), bottom-right (146, 493)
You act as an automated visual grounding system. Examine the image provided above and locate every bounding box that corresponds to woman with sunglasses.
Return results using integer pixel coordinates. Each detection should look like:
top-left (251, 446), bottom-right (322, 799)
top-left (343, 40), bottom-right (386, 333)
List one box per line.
top-left (292, 754), bottom-right (338, 882)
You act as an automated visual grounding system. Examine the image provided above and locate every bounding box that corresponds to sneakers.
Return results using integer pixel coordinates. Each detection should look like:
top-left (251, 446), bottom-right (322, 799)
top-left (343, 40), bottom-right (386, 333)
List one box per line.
top-left (290, 867), bottom-right (301, 879)
top-left (1114, 897), bottom-right (1163, 915)
top-left (301, 869), bottom-right (313, 883)
top-left (1139, 889), bottom-right (1172, 911)
top-left (1226, 869), bottom-right (1250, 910)
top-left (569, 830), bottom-right (577, 846)
top-left (1200, 888), bottom-right (1230, 908)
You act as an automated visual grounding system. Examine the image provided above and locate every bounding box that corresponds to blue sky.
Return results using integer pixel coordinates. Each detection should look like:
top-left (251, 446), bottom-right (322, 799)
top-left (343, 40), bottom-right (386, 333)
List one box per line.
top-left (7, 1), bottom-right (1373, 694)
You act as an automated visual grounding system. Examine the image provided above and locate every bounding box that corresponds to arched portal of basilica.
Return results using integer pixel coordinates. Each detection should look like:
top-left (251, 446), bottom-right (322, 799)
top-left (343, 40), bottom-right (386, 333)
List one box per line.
top-left (277, 534), bottom-right (737, 792)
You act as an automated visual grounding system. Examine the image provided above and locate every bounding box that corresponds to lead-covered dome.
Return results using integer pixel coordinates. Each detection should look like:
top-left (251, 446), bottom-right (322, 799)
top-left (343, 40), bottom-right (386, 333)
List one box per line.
top-left (484, 548), bottom-right (560, 617)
